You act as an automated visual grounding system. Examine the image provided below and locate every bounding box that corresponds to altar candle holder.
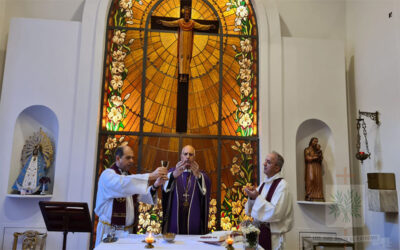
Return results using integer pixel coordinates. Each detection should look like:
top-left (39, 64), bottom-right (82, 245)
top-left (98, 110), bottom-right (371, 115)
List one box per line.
top-left (145, 232), bottom-right (155, 248)
top-left (225, 235), bottom-right (234, 250)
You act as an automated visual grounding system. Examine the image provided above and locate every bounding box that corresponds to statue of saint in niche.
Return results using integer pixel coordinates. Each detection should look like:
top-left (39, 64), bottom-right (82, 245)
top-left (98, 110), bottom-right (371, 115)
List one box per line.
top-left (12, 129), bottom-right (54, 195)
top-left (304, 137), bottom-right (324, 201)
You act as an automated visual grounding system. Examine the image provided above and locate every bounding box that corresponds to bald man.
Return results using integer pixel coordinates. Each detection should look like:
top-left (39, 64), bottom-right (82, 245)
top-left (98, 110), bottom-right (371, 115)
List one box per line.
top-left (95, 145), bottom-right (168, 246)
top-left (162, 145), bottom-right (211, 235)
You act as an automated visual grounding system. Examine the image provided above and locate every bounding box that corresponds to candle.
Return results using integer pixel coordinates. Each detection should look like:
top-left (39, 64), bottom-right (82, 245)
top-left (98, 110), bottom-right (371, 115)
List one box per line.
top-left (145, 232), bottom-right (154, 244)
top-left (226, 236), bottom-right (234, 245)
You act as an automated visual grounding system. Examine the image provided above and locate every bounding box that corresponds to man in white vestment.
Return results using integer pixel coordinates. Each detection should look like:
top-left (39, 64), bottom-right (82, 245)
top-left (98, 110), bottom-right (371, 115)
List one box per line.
top-left (244, 151), bottom-right (294, 250)
top-left (94, 145), bottom-right (168, 246)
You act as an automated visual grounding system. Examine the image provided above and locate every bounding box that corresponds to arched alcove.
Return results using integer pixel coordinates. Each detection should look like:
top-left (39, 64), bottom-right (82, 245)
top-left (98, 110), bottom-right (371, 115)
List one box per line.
top-left (296, 119), bottom-right (336, 202)
top-left (7, 105), bottom-right (59, 195)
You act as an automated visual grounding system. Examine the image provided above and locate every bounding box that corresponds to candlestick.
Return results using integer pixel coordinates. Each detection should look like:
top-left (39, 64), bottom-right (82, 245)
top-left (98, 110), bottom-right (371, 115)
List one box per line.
top-left (145, 232), bottom-right (155, 248)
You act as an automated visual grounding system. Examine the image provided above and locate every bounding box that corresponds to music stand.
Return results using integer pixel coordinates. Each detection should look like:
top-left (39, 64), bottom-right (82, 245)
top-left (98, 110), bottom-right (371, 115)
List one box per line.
top-left (39, 201), bottom-right (92, 250)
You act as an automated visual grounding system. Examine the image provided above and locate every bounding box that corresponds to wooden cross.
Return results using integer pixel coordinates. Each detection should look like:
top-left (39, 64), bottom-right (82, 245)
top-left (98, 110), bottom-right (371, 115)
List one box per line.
top-left (151, 0), bottom-right (219, 133)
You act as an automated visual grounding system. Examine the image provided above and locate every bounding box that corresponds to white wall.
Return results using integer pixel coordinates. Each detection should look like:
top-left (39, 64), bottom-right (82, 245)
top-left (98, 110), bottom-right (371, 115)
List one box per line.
top-left (283, 37), bottom-right (351, 249)
top-left (346, 0), bottom-right (400, 249)
top-left (0, 18), bottom-right (81, 249)
top-left (0, 0), bottom-right (85, 100)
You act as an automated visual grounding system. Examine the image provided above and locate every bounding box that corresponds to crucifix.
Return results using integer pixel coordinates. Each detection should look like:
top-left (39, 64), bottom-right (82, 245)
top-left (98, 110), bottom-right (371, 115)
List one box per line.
top-left (151, 1), bottom-right (219, 132)
top-left (182, 192), bottom-right (190, 207)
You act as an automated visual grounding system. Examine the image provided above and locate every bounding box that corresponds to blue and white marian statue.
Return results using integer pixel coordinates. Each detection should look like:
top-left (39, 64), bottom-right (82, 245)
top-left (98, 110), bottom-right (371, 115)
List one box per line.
top-left (12, 129), bottom-right (54, 195)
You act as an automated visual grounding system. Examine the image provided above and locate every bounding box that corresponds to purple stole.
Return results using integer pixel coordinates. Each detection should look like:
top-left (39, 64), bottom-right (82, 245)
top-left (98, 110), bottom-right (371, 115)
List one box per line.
top-left (258, 178), bottom-right (282, 250)
top-left (110, 164), bottom-right (139, 233)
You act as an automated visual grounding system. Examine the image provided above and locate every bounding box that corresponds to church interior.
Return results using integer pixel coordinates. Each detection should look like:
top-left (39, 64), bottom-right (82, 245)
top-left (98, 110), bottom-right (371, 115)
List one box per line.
top-left (0, 0), bottom-right (399, 249)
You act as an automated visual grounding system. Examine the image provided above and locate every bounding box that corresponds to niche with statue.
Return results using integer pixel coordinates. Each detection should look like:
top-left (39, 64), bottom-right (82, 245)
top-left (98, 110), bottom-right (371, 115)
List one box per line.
top-left (295, 119), bottom-right (336, 204)
top-left (7, 105), bottom-right (58, 197)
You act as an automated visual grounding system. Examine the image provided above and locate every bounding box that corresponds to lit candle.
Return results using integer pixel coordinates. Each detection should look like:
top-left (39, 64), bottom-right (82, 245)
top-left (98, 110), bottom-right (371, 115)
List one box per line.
top-left (359, 151), bottom-right (365, 155)
top-left (145, 232), bottom-right (154, 244)
top-left (226, 236), bottom-right (234, 245)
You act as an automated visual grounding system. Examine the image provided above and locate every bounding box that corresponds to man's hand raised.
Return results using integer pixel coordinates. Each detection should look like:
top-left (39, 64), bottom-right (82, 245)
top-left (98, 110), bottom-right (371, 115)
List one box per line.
top-left (244, 186), bottom-right (259, 200)
top-left (149, 166), bottom-right (168, 181)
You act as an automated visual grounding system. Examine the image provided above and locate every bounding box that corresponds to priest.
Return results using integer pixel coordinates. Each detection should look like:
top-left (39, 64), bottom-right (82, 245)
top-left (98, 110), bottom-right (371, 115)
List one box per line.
top-left (244, 151), bottom-right (294, 250)
top-left (162, 145), bottom-right (211, 234)
top-left (94, 145), bottom-right (168, 246)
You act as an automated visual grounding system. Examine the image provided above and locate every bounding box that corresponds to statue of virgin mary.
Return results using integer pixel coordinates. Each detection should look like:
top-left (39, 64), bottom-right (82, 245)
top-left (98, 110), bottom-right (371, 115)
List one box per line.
top-left (12, 129), bottom-right (54, 194)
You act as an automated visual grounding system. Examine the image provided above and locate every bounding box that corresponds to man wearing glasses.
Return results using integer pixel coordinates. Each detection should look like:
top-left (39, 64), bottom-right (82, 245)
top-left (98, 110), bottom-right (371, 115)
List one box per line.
top-left (162, 145), bottom-right (211, 235)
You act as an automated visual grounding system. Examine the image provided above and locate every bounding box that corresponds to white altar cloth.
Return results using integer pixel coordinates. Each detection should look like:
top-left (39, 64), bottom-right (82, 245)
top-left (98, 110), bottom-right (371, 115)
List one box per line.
top-left (95, 234), bottom-right (257, 250)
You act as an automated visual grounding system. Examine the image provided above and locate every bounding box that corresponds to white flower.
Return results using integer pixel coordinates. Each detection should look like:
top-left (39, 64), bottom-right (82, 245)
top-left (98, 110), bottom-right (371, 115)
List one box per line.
top-left (236, 6), bottom-right (248, 19)
top-left (239, 101), bottom-right (250, 112)
top-left (240, 39), bottom-right (252, 53)
top-left (112, 30), bottom-right (126, 45)
top-left (111, 75), bottom-right (123, 90)
top-left (239, 113), bottom-right (252, 128)
top-left (235, 17), bottom-right (242, 26)
top-left (241, 224), bottom-right (260, 235)
top-left (112, 50), bottom-right (126, 62)
top-left (111, 95), bottom-right (123, 107)
top-left (119, 0), bottom-right (132, 10)
top-left (240, 82), bottom-right (251, 96)
top-left (108, 107), bottom-right (123, 124)
top-left (239, 58), bottom-right (252, 69)
top-left (105, 137), bottom-right (117, 149)
top-left (242, 142), bottom-right (253, 155)
top-left (139, 213), bottom-right (150, 227)
top-left (240, 68), bottom-right (251, 82)
top-left (111, 61), bottom-right (125, 75)
top-left (138, 0), bottom-right (143, 5)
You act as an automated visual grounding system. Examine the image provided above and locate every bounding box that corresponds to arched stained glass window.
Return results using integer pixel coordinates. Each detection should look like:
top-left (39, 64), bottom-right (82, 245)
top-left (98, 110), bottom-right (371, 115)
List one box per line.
top-left (94, 0), bottom-right (259, 236)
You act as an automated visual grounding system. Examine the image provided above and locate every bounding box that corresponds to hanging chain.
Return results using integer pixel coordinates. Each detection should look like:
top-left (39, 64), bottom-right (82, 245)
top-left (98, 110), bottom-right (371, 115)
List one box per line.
top-left (362, 119), bottom-right (370, 154)
top-left (356, 119), bottom-right (362, 152)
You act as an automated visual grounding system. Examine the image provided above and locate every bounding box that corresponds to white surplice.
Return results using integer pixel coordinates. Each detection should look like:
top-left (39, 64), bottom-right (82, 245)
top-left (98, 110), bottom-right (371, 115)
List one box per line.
top-left (245, 172), bottom-right (294, 250)
top-left (94, 168), bottom-right (157, 246)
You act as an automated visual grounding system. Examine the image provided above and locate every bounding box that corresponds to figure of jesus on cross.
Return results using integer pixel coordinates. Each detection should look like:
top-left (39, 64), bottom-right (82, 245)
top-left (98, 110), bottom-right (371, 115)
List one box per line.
top-left (153, 4), bottom-right (218, 132)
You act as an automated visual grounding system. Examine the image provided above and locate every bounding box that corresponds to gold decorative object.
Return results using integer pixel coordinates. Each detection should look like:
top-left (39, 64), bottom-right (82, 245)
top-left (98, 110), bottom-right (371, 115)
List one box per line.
top-left (12, 230), bottom-right (47, 250)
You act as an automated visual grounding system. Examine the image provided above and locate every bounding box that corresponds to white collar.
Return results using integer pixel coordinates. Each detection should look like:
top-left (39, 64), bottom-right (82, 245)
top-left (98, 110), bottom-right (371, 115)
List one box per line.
top-left (263, 172), bottom-right (283, 183)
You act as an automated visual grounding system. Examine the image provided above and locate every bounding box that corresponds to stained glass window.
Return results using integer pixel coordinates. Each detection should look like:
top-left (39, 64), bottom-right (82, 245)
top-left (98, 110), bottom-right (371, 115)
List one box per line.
top-left (94, 0), bottom-right (259, 237)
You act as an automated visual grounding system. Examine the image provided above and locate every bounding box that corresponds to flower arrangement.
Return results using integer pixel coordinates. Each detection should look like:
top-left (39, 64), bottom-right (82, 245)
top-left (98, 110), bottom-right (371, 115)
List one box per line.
top-left (221, 141), bottom-right (255, 230)
top-left (240, 220), bottom-right (260, 249)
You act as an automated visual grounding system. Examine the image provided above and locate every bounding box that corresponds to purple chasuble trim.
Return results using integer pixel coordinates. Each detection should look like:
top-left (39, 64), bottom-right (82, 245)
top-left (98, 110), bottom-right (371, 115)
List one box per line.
top-left (258, 178), bottom-right (282, 250)
top-left (110, 164), bottom-right (138, 233)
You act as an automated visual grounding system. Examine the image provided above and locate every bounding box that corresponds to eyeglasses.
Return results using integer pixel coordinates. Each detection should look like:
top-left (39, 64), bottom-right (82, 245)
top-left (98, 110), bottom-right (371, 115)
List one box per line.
top-left (183, 152), bottom-right (194, 156)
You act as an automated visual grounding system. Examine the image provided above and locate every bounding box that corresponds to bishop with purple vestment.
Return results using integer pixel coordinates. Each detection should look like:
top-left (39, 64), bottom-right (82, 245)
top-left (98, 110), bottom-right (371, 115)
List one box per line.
top-left (162, 167), bottom-right (211, 234)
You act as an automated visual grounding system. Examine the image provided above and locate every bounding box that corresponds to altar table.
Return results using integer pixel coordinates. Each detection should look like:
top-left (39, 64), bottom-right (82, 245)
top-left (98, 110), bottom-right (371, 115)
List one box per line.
top-left (95, 234), bottom-right (259, 250)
